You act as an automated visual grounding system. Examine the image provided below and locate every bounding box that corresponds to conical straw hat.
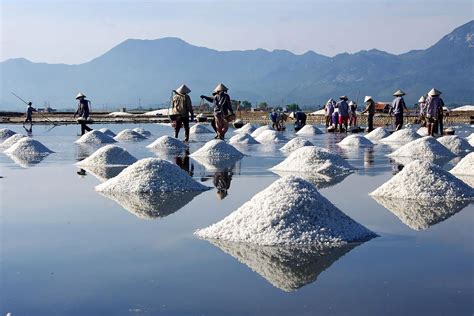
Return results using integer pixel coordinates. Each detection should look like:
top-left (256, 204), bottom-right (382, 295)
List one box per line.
top-left (418, 95), bottom-right (426, 102)
top-left (339, 95), bottom-right (348, 100)
top-left (327, 98), bottom-right (334, 104)
top-left (428, 88), bottom-right (442, 96)
top-left (75, 92), bottom-right (86, 99)
top-left (364, 96), bottom-right (373, 102)
top-left (175, 84), bottom-right (191, 95)
top-left (213, 83), bottom-right (228, 93)
top-left (393, 89), bottom-right (405, 96)
top-left (348, 101), bottom-right (355, 106)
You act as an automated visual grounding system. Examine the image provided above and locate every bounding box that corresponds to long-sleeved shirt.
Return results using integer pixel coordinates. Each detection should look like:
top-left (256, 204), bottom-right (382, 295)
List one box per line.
top-left (203, 92), bottom-right (233, 116)
top-left (362, 100), bottom-right (375, 115)
top-left (26, 106), bottom-right (37, 118)
top-left (391, 97), bottom-right (407, 115)
top-left (336, 100), bottom-right (349, 117)
top-left (418, 102), bottom-right (427, 115)
top-left (172, 94), bottom-right (193, 117)
top-left (74, 99), bottom-right (90, 119)
top-left (325, 101), bottom-right (335, 116)
top-left (425, 96), bottom-right (444, 118)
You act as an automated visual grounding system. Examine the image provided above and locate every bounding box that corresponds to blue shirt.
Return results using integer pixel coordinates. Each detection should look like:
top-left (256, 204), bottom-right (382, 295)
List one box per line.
top-left (391, 97), bottom-right (406, 115)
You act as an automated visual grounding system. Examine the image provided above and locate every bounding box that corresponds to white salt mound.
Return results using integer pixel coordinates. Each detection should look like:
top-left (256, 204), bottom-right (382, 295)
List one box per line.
top-left (387, 136), bottom-right (455, 160)
top-left (146, 135), bottom-right (189, 152)
top-left (467, 133), bottom-right (474, 142)
top-left (75, 130), bottom-right (116, 144)
top-left (365, 127), bottom-right (390, 141)
top-left (450, 152), bottom-right (474, 176)
top-left (255, 130), bottom-right (287, 143)
top-left (234, 123), bottom-right (256, 134)
top-left (190, 124), bottom-right (213, 134)
top-left (98, 128), bottom-right (116, 137)
top-left (95, 158), bottom-right (209, 193)
top-left (280, 137), bottom-right (313, 154)
top-left (417, 127), bottom-right (429, 136)
top-left (437, 135), bottom-right (473, 154)
top-left (296, 125), bottom-right (323, 135)
top-left (251, 125), bottom-right (272, 138)
top-left (229, 133), bottom-right (260, 145)
top-left (114, 129), bottom-right (147, 141)
top-left (0, 128), bottom-right (16, 143)
top-left (338, 135), bottom-right (373, 147)
top-left (76, 145), bottom-right (137, 166)
top-left (132, 127), bottom-right (152, 137)
top-left (380, 128), bottom-right (420, 143)
top-left (1, 134), bottom-right (26, 148)
top-left (190, 139), bottom-right (244, 158)
top-left (195, 176), bottom-right (376, 246)
top-left (108, 111), bottom-right (134, 117)
top-left (370, 160), bottom-right (473, 201)
top-left (5, 137), bottom-right (54, 156)
top-left (271, 146), bottom-right (355, 176)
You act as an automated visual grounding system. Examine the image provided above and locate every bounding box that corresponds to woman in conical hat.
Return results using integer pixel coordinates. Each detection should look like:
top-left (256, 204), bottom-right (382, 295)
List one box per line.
top-left (73, 92), bottom-right (92, 135)
top-left (425, 88), bottom-right (445, 136)
top-left (201, 83), bottom-right (234, 140)
top-left (391, 89), bottom-right (408, 131)
top-left (172, 84), bottom-right (194, 142)
top-left (418, 95), bottom-right (427, 127)
top-left (361, 96), bottom-right (376, 132)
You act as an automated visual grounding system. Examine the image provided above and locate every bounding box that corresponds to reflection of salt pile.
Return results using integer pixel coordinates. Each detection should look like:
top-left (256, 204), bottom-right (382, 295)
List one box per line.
top-left (190, 139), bottom-right (243, 171)
top-left (207, 239), bottom-right (361, 292)
top-left (372, 196), bottom-right (469, 231)
top-left (234, 123), bottom-right (256, 134)
top-left (370, 160), bottom-right (473, 201)
top-left (251, 125), bottom-right (272, 138)
top-left (437, 135), bottom-right (473, 154)
top-left (146, 135), bottom-right (189, 153)
top-left (229, 133), bottom-right (260, 145)
top-left (1, 134), bottom-right (26, 148)
top-left (190, 124), bottom-right (213, 134)
top-left (75, 130), bottom-right (116, 144)
top-left (76, 145), bottom-right (137, 166)
top-left (296, 125), bottom-right (323, 135)
top-left (255, 130), bottom-right (287, 143)
top-left (132, 127), bottom-right (152, 137)
top-left (0, 128), bottom-right (16, 143)
top-left (98, 191), bottom-right (202, 220)
top-left (451, 152), bottom-right (474, 176)
top-left (280, 137), bottom-right (313, 154)
top-left (95, 158), bottom-right (209, 193)
top-left (114, 129), bottom-right (147, 141)
top-left (417, 127), bottom-right (429, 136)
top-left (364, 127), bottom-right (390, 141)
top-left (98, 128), bottom-right (116, 137)
top-left (196, 176), bottom-right (376, 245)
top-left (387, 136), bottom-right (455, 161)
top-left (271, 146), bottom-right (355, 176)
top-left (81, 165), bottom-right (127, 182)
top-left (380, 128), bottom-right (420, 143)
top-left (338, 135), bottom-right (373, 147)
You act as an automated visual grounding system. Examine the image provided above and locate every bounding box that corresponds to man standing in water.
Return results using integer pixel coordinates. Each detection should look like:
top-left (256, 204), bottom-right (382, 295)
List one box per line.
top-left (425, 88), bottom-right (445, 136)
top-left (336, 95), bottom-right (349, 132)
top-left (24, 102), bottom-right (37, 125)
top-left (74, 93), bottom-right (92, 135)
top-left (201, 83), bottom-right (234, 140)
top-left (390, 89), bottom-right (408, 131)
top-left (362, 96), bottom-right (375, 132)
top-left (171, 84), bottom-right (194, 143)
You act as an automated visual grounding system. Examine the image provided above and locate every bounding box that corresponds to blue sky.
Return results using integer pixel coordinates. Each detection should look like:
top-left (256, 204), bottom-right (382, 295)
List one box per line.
top-left (1, 0), bottom-right (473, 64)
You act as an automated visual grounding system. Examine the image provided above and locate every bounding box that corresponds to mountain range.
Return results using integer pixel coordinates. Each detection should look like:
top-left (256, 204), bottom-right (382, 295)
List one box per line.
top-left (1, 20), bottom-right (473, 110)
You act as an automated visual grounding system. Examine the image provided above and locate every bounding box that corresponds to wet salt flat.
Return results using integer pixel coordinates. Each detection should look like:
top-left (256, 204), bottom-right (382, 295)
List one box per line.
top-left (0, 123), bottom-right (473, 316)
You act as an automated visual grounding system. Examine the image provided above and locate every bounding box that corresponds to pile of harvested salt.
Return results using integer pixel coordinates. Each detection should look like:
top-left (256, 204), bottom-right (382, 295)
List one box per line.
top-left (76, 145), bottom-right (137, 166)
top-left (1, 134), bottom-right (26, 148)
top-left (5, 137), bottom-right (54, 157)
top-left (467, 133), bottom-right (474, 144)
top-left (234, 123), bottom-right (256, 135)
top-left (0, 128), bottom-right (16, 143)
top-left (364, 127), bottom-right (390, 141)
top-left (146, 135), bottom-right (189, 152)
top-left (108, 112), bottom-right (134, 117)
top-left (228, 133), bottom-right (260, 145)
top-left (296, 125), bottom-right (323, 136)
top-left (387, 136), bottom-right (455, 161)
top-left (195, 176), bottom-right (376, 245)
top-left (190, 139), bottom-right (244, 158)
top-left (114, 129), bottom-right (147, 141)
top-left (417, 127), bottom-right (429, 136)
top-left (437, 135), bottom-right (473, 154)
top-left (98, 128), bottom-right (116, 137)
top-left (380, 128), bottom-right (420, 143)
top-left (370, 160), bottom-right (473, 201)
top-left (280, 137), bottom-right (313, 154)
top-left (255, 130), bottom-right (287, 143)
top-left (95, 158), bottom-right (209, 193)
top-left (338, 135), bottom-right (373, 147)
top-left (271, 146), bottom-right (355, 176)
top-left (190, 124), bottom-right (213, 134)
top-left (132, 127), bottom-right (152, 137)
top-left (251, 125), bottom-right (272, 138)
top-left (75, 130), bottom-right (116, 144)
top-left (450, 152), bottom-right (474, 176)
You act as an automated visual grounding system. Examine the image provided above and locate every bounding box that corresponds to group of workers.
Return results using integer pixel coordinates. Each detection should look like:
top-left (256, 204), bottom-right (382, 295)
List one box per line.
top-left (324, 96), bottom-right (359, 132)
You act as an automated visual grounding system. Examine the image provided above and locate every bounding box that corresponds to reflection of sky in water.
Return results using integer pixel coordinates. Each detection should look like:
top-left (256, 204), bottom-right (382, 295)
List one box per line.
top-left (1, 123), bottom-right (473, 315)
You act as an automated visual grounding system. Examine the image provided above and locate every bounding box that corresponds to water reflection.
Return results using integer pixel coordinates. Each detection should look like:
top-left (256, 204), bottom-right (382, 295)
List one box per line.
top-left (174, 150), bottom-right (194, 177)
top-left (191, 155), bottom-right (243, 172)
top-left (7, 153), bottom-right (49, 168)
top-left (271, 170), bottom-right (352, 189)
top-left (371, 196), bottom-right (470, 231)
top-left (79, 165), bottom-right (127, 182)
top-left (364, 148), bottom-right (375, 169)
top-left (213, 168), bottom-right (233, 199)
top-left (75, 144), bottom-right (98, 162)
top-left (207, 239), bottom-right (364, 292)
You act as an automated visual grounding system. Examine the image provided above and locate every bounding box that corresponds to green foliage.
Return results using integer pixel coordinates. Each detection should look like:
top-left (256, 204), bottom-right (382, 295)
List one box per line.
top-left (241, 100), bottom-right (252, 109)
top-left (286, 103), bottom-right (300, 111)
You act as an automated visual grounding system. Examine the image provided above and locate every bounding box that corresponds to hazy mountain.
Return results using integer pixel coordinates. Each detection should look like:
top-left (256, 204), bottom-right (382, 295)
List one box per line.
top-left (1, 20), bottom-right (472, 110)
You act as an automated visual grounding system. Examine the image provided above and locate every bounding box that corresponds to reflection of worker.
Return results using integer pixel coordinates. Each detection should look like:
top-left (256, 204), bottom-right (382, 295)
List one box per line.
top-left (364, 148), bottom-right (374, 168)
top-left (213, 168), bottom-right (233, 200)
top-left (74, 93), bottom-right (93, 135)
top-left (175, 150), bottom-right (194, 177)
top-left (24, 102), bottom-right (37, 124)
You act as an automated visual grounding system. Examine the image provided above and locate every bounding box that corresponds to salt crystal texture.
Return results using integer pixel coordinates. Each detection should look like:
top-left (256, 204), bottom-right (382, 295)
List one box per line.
top-left (76, 145), bottom-right (137, 166)
top-left (271, 146), bottom-right (355, 176)
top-left (5, 137), bottom-right (54, 157)
top-left (338, 135), bottom-right (374, 147)
top-left (387, 136), bottom-right (455, 161)
top-left (380, 128), bottom-right (420, 143)
top-left (417, 127), bottom-right (429, 136)
top-left (195, 176), bottom-right (376, 245)
top-left (98, 128), bottom-right (117, 137)
top-left (255, 130), bottom-right (287, 143)
top-left (146, 135), bottom-right (189, 153)
top-left (450, 152), bottom-right (474, 176)
top-left (296, 125), bottom-right (323, 136)
top-left (190, 124), bottom-right (213, 134)
top-left (364, 127), bottom-right (390, 141)
top-left (0, 129), bottom-right (16, 143)
top-left (251, 125), bottom-right (272, 138)
top-left (114, 129), bottom-right (147, 141)
top-left (1, 134), bottom-right (26, 148)
top-left (234, 123), bottom-right (257, 134)
top-left (437, 135), bottom-right (473, 154)
top-left (229, 133), bottom-right (260, 145)
top-left (132, 127), bottom-right (152, 137)
top-left (271, 170), bottom-right (351, 190)
top-left (95, 158), bottom-right (209, 193)
top-left (190, 140), bottom-right (244, 158)
top-left (370, 160), bottom-right (473, 201)
top-left (108, 111), bottom-right (134, 117)
top-left (280, 137), bottom-right (313, 154)
top-left (75, 130), bottom-right (116, 144)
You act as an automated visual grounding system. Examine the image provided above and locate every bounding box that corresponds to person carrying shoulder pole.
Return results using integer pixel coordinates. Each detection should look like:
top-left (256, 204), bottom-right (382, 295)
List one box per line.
top-left (24, 102), bottom-right (37, 125)
top-left (74, 93), bottom-right (93, 135)
top-left (201, 83), bottom-right (234, 140)
top-left (171, 84), bottom-right (194, 143)
top-left (362, 96), bottom-right (375, 132)
top-left (390, 89), bottom-right (408, 131)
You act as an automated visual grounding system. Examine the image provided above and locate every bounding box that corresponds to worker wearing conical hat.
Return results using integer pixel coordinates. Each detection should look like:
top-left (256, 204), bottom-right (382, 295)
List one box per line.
top-left (390, 89), bottom-right (408, 131)
top-left (348, 100), bottom-right (358, 128)
top-left (74, 92), bottom-right (92, 135)
top-left (425, 88), bottom-right (445, 136)
top-left (417, 95), bottom-right (427, 127)
top-left (361, 96), bottom-right (376, 132)
top-left (324, 99), bottom-right (335, 127)
top-left (201, 83), bottom-right (234, 140)
top-left (171, 84), bottom-right (194, 142)
top-left (335, 95), bottom-right (349, 132)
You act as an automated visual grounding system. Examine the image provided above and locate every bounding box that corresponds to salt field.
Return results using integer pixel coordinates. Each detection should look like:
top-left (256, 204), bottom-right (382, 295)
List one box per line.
top-left (1, 122), bottom-right (473, 315)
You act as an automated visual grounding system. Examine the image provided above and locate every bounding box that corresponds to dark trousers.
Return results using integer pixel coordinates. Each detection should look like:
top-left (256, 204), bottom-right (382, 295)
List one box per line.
top-left (367, 114), bottom-right (374, 132)
top-left (437, 114), bottom-right (444, 135)
top-left (394, 114), bottom-right (403, 131)
top-left (80, 123), bottom-right (92, 135)
top-left (174, 116), bottom-right (190, 141)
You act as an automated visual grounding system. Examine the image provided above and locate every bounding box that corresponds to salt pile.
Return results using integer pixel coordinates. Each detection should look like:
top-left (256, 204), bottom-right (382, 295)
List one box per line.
top-left (146, 135), bottom-right (189, 153)
top-left (132, 127), bottom-right (152, 137)
top-left (271, 170), bottom-right (351, 190)
top-left (107, 111), bottom-right (134, 117)
top-left (271, 146), bottom-right (355, 176)
top-left (195, 176), bottom-right (376, 245)
top-left (75, 130), bottom-right (116, 144)
top-left (280, 137), bottom-right (313, 154)
top-left (190, 140), bottom-right (244, 158)
top-left (416, 127), bottom-right (429, 136)
top-left (437, 135), bottom-right (473, 154)
top-left (450, 152), bottom-right (474, 176)
top-left (114, 129), bottom-right (147, 141)
top-left (1, 134), bottom-right (26, 148)
top-left (190, 124), bottom-right (213, 134)
top-left (387, 136), bottom-right (455, 161)
top-left (95, 158), bottom-right (209, 193)
top-left (251, 125), bottom-right (272, 138)
top-left (364, 127), bottom-right (390, 141)
top-left (228, 133), bottom-right (260, 145)
top-left (255, 130), bottom-right (287, 143)
top-left (5, 137), bottom-right (54, 157)
top-left (338, 135), bottom-right (373, 147)
top-left (380, 128), bottom-right (420, 143)
top-left (76, 145), bottom-right (137, 166)
top-left (98, 128), bottom-right (116, 137)
top-left (296, 125), bottom-right (323, 136)
top-left (234, 123), bottom-right (257, 135)
top-left (370, 160), bottom-right (473, 201)
top-left (0, 128), bottom-right (16, 143)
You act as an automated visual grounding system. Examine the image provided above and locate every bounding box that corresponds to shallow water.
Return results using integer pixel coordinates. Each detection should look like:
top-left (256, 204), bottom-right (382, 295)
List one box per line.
top-left (1, 123), bottom-right (473, 316)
